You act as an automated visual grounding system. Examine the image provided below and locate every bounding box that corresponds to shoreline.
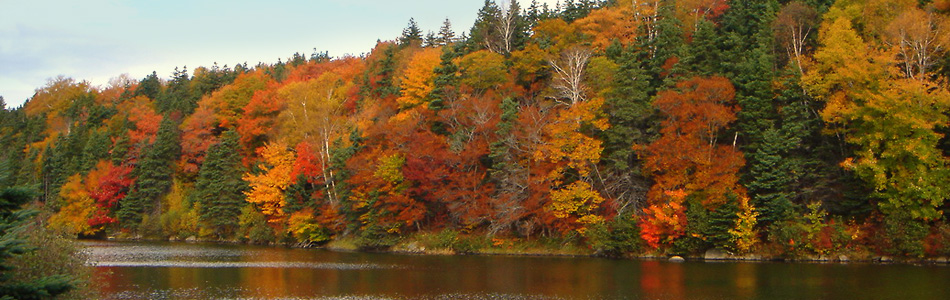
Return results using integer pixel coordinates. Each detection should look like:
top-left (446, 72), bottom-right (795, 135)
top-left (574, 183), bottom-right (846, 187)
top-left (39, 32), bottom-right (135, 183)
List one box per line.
top-left (97, 235), bottom-right (950, 266)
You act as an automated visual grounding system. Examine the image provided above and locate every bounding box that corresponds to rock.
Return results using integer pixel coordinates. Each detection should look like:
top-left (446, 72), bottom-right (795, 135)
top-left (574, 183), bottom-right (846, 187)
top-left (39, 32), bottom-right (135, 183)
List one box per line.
top-left (878, 256), bottom-right (893, 263)
top-left (704, 248), bottom-right (730, 260)
top-left (185, 236), bottom-right (197, 242)
top-left (838, 255), bottom-right (850, 262)
top-left (669, 256), bottom-right (685, 263)
top-left (934, 257), bottom-right (948, 264)
top-left (741, 254), bottom-right (763, 261)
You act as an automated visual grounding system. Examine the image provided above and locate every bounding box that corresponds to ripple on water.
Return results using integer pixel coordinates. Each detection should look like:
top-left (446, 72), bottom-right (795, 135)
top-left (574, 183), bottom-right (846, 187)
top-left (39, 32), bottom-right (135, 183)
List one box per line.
top-left (106, 289), bottom-right (571, 300)
top-left (88, 260), bottom-right (397, 269)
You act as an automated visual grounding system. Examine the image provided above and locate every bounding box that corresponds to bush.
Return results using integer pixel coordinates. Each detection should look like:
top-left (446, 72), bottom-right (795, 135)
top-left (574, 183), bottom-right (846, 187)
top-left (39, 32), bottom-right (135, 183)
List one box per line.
top-left (354, 225), bottom-right (400, 251)
top-left (11, 219), bottom-right (97, 300)
top-left (925, 222), bottom-right (950, 256)
top-left (238, 206), bottom-right (274, 244)
top-left (583, 215), bottom-right (642, 257)
top-left (882, 212), bottom-right (927, 257)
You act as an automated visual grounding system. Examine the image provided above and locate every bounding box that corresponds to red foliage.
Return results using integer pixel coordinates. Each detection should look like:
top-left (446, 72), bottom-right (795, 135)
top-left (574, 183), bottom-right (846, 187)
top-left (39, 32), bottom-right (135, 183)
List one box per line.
top-left (87, 162), bottom-right (135, 228)
top-left (290, 141), bottom-right (324, 185)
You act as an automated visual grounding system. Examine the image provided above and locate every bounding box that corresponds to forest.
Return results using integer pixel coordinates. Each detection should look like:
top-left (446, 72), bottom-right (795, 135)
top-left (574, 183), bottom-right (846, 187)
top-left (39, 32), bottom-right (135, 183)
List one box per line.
top-left (2, 0), bottom-right (950, 260)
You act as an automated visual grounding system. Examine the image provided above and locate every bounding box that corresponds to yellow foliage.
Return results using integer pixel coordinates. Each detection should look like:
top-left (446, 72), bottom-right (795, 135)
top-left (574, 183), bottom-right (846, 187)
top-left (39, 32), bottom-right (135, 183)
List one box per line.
top-left (549, 181), bottom-right (606, 219)
top-left (396, 48), bottom-right (441, 109)
top-left (535, 97), bottom-right (609, 180)
top-left (243, 142), bottom-right (295, 224)
top-left (48, 174), bottom-right (95, 236)
top-left (374, 153), bottom-right (406, 184)
top-left (729, 196), bottom-right (759, 254)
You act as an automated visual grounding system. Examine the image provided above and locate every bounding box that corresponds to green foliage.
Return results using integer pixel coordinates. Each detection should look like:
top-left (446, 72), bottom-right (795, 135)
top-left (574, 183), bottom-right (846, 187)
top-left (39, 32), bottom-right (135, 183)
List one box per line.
top-left (583, 215), bottom-right (642, 257)
top-left (602, 46), bottom-right (654, 172)
top-left (119, 116), bottom-right (180, 230)
top-left (194, 130), bottom-right (246, 239)
top-left (238, 205), bottom-right (275, 245)
top-left (354, 224), bottom-right (401, 251)
top-left (882, 211), bottom-right (928, 257)
top-left (0, 185), bottom-right (76, 299)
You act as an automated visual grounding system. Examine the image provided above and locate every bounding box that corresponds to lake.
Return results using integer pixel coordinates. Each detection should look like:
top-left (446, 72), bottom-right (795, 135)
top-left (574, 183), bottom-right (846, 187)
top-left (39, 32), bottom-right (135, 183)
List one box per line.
top-left (84, 241), bottom-right (950, 299)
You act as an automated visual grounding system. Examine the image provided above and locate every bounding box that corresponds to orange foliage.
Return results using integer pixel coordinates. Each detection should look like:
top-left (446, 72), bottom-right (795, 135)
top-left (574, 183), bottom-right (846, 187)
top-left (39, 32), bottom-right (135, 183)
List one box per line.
top-left (244, 142), bottom-right (295, 224)
top-left (125, 96), bottom-right (162, 146)
top-left (237, 82), bottom-right (284, 159)
top-left (639, 76), bottom-right (745, 248)
top-left (396, 48), bottom-right (442, 109)
top-left (573, 6), bottom-right (639, 50)
top-left (178, 105), bottom-right (219, 175)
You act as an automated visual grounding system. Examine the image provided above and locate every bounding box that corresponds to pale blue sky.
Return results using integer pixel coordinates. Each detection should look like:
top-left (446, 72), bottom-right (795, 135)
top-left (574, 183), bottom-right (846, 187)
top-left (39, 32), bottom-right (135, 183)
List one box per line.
top-left (0, 0), bottom-right (559, 108)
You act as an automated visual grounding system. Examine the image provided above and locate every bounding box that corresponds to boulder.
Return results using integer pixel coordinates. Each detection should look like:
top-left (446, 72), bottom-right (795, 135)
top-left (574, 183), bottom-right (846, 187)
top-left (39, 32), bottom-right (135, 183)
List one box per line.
top-left (934, 257), bottom-right (948, 264)
top-left (669, 256), bottom-right (685, 263)
top-left (704, 248), bottom-right (730, 260)
top-left (837, 255), bottom-right (850, 262)
top-left (877, 256), bottom-right (893, 263)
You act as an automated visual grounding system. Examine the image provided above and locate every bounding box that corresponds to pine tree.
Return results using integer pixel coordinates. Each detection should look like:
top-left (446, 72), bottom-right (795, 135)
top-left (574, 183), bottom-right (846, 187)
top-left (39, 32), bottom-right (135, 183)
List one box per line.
top-left (158, 67), bottom-right (198, 116)
top-left (134, 71), bottom-right (162, 100)
top-left (602, 46), bottom-right (654, 172)
top-left (436, 18), bottom-right (456, 46)
top-left (194, 130), bottom-right (246, 239)
top-left (470, 0), bottom-right (502, 52)
top-left (400, 18), bottom-right (423, 47)
top-left (118, 116), bottom-right (180, 229)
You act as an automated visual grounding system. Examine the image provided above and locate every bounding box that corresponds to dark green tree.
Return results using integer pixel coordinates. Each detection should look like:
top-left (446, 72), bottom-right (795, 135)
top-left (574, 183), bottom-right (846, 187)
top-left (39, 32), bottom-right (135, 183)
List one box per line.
top-left (193, 130), bottom-right (246, 239)
top-left (118, 116), bottom-right (180, 229)
top-left (0, 185), bottom-right (73, 299)
top-left (157, 67), bottom-right (199, 116)
top-left (435, 18), bottom-right (456, 46)
top-left (134, 71), bottom-right (162, 100)
top-left (400, 18), bottom-right (423, 47)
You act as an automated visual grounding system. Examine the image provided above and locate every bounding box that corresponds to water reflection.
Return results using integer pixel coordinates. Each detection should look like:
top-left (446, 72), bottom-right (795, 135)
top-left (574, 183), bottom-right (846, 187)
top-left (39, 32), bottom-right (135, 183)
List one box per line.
top-left (85, 241), bottom-right (950, 300)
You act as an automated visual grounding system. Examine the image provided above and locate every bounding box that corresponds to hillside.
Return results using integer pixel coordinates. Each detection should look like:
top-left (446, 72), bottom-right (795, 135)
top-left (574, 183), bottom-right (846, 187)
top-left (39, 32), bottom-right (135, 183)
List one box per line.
top-left (1, 0), bottom-right (950, 258)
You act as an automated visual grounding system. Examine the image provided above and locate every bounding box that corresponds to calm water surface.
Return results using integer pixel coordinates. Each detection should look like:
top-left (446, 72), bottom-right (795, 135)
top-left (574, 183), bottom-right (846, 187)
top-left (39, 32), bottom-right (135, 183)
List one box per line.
top-left (84, 241), bottom-right (950, 299)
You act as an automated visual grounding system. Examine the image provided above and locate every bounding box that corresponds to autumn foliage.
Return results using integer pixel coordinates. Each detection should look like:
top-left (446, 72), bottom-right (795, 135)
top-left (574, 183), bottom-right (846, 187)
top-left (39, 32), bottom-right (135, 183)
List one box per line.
top-left (10, 0), bottom-right (950, 258)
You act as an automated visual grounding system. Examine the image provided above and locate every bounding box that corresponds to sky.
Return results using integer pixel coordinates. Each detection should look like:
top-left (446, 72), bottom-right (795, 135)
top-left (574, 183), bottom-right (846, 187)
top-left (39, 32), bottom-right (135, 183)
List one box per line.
top-left (0, 0), bottom-right (561, 109)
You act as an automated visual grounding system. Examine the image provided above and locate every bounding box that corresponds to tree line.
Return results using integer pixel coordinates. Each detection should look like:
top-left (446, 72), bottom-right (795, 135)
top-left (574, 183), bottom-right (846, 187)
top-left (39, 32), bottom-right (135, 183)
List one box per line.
top-left (1, 0), bottom-right (950, 258)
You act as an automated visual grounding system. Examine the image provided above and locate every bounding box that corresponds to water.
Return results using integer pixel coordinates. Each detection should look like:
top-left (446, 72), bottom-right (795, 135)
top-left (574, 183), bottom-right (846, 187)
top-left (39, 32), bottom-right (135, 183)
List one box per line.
top-left (84, 241), bottom-right (950, 299)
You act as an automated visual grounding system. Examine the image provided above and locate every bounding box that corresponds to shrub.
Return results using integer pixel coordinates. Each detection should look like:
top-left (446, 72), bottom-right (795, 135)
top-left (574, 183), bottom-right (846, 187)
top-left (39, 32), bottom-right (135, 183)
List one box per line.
top-left (583, 215), bottom-right (642, 257)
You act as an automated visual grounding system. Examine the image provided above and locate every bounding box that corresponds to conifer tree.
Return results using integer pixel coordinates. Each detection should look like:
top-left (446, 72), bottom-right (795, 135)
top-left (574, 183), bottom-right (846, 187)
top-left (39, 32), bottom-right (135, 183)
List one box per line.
top-left (194, 130), bottom-right (246, 239)
top-left (118, 116), bottom-right (180, 229)
top-left (400, 18), bottom-right (423, 47)
top-left (0, 184), bottom-right (73, 299)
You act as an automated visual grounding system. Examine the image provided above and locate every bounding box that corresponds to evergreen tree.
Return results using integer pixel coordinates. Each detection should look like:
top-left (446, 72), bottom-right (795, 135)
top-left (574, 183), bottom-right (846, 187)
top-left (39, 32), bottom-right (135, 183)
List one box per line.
top-left (193, 130), bottom-right (246, 239)
top-left (134, 71), bottom-right (162, 100)
top-left (469, 0), bottom-right (502, 52)
top-left (0, 184), bottom-right (73, 299)
top-left (79, 129), bottom-right (110, 173)
top-left (157, 67), bottom-right (198, 116)
top-left (400, 18), bottom-right (423, 47)
top-left (602, 46), bottom-right (655, 172)
top-left (428, 45), bottom-right (461, 112)
top-left (118, 116), bottom-right (180, 229)
top-left (436, 18), bottom-right (456, 46)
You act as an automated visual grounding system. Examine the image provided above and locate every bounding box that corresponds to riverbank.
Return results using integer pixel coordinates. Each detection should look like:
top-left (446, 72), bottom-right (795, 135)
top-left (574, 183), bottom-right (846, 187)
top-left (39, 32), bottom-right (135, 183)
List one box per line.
top-left (107, 231), bottom-right (950, 266)
top-left (315, 233), bottom-right (950, 266)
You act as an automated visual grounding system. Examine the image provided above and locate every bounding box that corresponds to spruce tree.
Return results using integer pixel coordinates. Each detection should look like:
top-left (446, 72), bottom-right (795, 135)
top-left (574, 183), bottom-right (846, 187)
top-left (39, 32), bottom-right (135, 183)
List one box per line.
top-left (0, 185), bottom-right (73, 299)
top-left (194, 130), bottom-right (246, 239)
top-left (118, 116), bottom-right (180, 229)
top-left (399, 18), bottom-right (423, 46)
